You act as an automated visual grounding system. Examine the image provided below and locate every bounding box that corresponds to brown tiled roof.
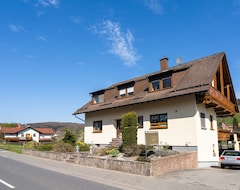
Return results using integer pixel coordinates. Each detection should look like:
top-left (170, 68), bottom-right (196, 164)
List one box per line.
top-left (73, 52), bottom-right (237, 114)
top-left (1, 127), bottom-right (54, 135)
top-left (35, 128), bottom-right (55, 134)
top-left (1, 127), bottom-right (22, 134)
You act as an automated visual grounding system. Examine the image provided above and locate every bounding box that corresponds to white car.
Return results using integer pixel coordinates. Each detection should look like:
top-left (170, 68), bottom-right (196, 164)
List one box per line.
top-left (219, 150), bottom-right (240, 168)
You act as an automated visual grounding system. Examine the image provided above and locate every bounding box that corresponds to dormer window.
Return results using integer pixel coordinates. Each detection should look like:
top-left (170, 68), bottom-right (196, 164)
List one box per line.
top-left (149, 74), bottom-right (172, 92)
top-left (118, 81), bottom-right (135, 98)
top-left (91, 90), bottom-right (105, 104)
top-left (162, 77), bottom-right (171, 88)
top-left (119, 86), bottom-right (134, 97)
top-left (151, 80), bottom-right (160, 91)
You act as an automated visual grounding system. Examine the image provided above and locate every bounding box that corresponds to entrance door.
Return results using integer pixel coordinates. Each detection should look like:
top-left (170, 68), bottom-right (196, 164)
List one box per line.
top-left (116, 119), bottom-right (122, 138)
top-left (26, 133), bottom-right (31, 140)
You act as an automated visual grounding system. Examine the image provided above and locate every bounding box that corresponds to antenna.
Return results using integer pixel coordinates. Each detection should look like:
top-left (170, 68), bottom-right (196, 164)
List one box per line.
top-left (176, 57), bottom-right (182, 65)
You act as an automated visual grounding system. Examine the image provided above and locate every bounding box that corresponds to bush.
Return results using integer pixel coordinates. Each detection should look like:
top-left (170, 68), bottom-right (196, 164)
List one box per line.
top-left (107, 149), bottom-right (120, 157)
top-left (24, 141), bottom-right (38, 150)
top-left (121, 111), bottom-right (138, 152)
top-left (62, 129), bottom-right (77, 146)
top-left (53, 141), bottom-right (75, 153)
top-left (36, 143), bottom-right (53, 151)
top-left (136, 156), bottom-right (150, 162)
top-left (76, 141), bottom-right (90, 151)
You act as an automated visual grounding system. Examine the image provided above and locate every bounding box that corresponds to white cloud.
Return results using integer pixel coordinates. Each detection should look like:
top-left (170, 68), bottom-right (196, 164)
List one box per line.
top-left (38, 0), bottom-right (59, 8)
top-left (9, 24), bottom-right (28, 33)
top-left (37, 36), bottom-right (47, 42)
top-left (70, 16), bottom-right (83, 24)
top-left (90, 20), bottom-right (139, 66)
top-left (144, 0), bottom-right (163, 14)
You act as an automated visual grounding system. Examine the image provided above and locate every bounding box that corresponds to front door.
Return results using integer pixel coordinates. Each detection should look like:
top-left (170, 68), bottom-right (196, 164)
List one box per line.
top-left (116, 119), bottom-right (122, 138)
top-left (26, 133), bottom-right (31, 140)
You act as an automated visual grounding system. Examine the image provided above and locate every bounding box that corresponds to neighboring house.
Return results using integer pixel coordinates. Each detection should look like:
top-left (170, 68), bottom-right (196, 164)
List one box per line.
top-left (73, 52), bottom-right (239, 167)
top-left (1, 126), bottom-right (55, 143)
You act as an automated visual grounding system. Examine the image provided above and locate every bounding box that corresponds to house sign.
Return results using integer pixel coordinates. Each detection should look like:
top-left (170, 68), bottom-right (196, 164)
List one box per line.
top-left (145, 131), bottom-right (159, 145)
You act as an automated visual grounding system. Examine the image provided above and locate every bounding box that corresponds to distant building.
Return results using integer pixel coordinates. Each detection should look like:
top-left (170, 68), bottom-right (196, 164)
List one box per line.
top-left (1, 125), bottom-right (55, 142)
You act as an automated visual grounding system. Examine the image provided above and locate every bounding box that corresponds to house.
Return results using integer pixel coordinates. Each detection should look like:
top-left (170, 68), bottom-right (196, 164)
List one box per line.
top-left (73, 52), bottom-right (239, 167)
top-left (1, 125), bottom-right (55, 143)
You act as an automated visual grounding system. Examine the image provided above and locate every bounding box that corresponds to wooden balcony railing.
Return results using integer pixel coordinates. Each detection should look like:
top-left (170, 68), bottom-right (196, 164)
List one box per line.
top-left (203, 87), bottom-right (236, 117)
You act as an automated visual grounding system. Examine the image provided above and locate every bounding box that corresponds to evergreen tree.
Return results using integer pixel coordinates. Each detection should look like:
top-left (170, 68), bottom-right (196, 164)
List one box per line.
top-left (121, 111), bottom-right (138, 151)
top-left (62, 129), bottom-right (77, 146)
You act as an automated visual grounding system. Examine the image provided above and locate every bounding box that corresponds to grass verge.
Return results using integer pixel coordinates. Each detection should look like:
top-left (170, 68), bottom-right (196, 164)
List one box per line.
top-left (0, 143), bottom-right (23, 154)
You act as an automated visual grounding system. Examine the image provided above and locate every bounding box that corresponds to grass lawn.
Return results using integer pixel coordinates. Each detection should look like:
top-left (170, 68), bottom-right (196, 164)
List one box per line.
top-left (0, 143), bottom-right (23, 154)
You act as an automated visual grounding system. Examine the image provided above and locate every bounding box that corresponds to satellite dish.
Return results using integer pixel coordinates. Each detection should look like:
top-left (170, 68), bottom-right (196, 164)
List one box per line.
top-left (176, 57), bottom-right (182, 65)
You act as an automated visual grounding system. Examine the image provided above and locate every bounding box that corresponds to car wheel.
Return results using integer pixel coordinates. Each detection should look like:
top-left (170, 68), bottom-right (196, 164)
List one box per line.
top-left (221, 164), bottom-right (225, 169)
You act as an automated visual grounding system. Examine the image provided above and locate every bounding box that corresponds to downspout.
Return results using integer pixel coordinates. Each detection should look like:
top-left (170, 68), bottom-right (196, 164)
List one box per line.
top-left (74, 114), bottom-right (85, 123)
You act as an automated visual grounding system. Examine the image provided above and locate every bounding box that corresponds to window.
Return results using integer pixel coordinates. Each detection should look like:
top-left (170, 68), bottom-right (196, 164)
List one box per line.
top-left (138, 116), bottom-right (143, 128)
top-left (162, 77), bottom-right (171, 88)
top-left (150, 113), bottom-right (168, 129)
top-left (151, 80), bottom-right (160, 92)
top-left (92, 94), bottom-right (104, 104)
top-left (210, 115), bottom-right (214, 130)
top-left (150, 77), bottom-right (172, 92)
top-left (93, 121), bottom-right (102, 133)
top-left (119, 86), bottom-right (134, 98)
top-left (200, 112), bottom-right (206, 129)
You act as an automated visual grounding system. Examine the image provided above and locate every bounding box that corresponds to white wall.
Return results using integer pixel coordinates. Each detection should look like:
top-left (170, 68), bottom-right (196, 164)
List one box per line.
top-left (18, 128), bottom-right (40, 142)
top-left (85, 94), bottom-right (198, 147)
top-left (84, 94), bottom-right (220, 164)
top-left (195, 103), bottom-right (219, 165)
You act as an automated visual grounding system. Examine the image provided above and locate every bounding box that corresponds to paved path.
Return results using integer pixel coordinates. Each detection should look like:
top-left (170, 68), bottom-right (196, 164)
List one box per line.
top-left (1, 150), bottom-right (240, 190)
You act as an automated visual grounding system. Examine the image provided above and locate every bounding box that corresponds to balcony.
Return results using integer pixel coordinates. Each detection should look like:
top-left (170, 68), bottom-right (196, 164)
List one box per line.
top-left (202, 87), bottom-right (236, 117)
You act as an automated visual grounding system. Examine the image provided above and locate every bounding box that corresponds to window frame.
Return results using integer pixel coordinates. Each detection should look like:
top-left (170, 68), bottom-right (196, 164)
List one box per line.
top-left (119, 86), bottom-right (134, 98)
top-left (200, 112), bottom-right (206, 129)
top-left (210, 115), bottom-right (214, 130)
top-left (93, 120), bottom-right (102, 133)
top-left (150, 80), bottom-right (160, 92)
top-left (150, 113), bottom-right (168, 129)
top-left (162, 77), bottom-right (171, 88)
top-left (92, 94), bottom-right (104, 104)
top-left (138, 116), bottom-right (144, 128)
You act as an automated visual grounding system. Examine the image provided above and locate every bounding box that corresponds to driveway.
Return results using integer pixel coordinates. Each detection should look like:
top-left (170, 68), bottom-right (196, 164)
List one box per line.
top-left (158, 166), bottom-right (240, 190)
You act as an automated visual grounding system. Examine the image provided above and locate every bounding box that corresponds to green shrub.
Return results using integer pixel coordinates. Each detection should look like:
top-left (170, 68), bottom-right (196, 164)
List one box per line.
top-left (53, 141), bottom-right (74, 153)
top-left (121, 111), bottom-right (137, 151)
top-left (36, 143), bottom-right (53, 151)
top-left (76, 141), bottom-right (90, 151)
top-left (62, 129), bottom-right (77, 146)
top-left (137, 156), bottom-right (150, 162)
top-left (24, 141), bottom-right (38, 150)
top-left (107, 149), bottom-right (120, 157)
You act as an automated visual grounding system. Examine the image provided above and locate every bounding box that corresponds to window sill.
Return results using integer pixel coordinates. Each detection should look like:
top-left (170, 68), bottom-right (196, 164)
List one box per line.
top-left (93, 130), bottom-right (102, 133)
top-left (150, 126), bottom-right (168, 130)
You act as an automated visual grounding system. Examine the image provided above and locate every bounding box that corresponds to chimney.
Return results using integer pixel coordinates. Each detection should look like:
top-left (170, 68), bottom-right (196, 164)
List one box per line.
top-left (160, 57), bottom-right (168, 71)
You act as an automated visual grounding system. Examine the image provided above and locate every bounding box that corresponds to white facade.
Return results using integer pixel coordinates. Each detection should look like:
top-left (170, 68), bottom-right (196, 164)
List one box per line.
top-left (18, 128), bottom-right (40, 142)
top-left (84, 94), bottom-right (219, 165)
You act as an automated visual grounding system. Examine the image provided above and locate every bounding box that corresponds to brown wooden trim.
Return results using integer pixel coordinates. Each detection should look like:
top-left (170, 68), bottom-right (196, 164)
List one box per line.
top-left (219, 61), bottom-right (224, 95)
top-left (203, 87), bottom-right (236, 117)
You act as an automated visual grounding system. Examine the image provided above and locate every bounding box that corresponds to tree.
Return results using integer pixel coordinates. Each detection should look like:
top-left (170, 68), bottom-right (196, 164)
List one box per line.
top-left (62, 129), bottom-right (77, 146)
top-left (121, 111), bottom-right (138, 155)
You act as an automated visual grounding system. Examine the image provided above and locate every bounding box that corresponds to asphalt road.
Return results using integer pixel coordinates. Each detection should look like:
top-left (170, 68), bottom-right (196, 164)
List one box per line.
top-left (0, 156), bottom-right (123, 190)
top-left (1, 149), bottom-right (240, 190)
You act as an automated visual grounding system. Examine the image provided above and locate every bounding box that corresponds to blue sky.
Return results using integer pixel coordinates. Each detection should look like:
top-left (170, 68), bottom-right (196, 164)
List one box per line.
top-left (1, 0), bottom-right (240, 124)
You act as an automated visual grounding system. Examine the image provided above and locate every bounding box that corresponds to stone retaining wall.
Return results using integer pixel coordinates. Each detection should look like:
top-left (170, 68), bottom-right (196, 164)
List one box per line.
top-left (22, 149), bottom-right (197, 176)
